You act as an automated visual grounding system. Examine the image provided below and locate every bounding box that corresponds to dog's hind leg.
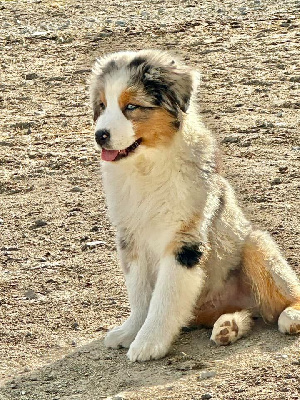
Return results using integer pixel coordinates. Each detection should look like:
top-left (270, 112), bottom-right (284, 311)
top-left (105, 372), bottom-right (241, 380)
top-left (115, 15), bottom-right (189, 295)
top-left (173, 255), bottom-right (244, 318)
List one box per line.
top-left (242, 230), bottom-right (300, 334)
top-left (211, 310), bottom-right (253, 345)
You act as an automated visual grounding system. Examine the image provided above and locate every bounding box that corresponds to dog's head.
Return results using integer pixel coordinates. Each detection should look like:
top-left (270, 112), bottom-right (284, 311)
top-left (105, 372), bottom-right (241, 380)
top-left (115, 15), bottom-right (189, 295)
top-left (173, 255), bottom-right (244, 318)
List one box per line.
top-left (90, 50), bottom-right (198, 162)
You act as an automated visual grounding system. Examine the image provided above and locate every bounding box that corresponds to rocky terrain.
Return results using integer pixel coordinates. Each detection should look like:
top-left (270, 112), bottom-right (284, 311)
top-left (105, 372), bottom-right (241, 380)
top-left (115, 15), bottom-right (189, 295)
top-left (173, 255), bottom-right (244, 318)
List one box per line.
top-left (0, 0), bottom-right (299, 399)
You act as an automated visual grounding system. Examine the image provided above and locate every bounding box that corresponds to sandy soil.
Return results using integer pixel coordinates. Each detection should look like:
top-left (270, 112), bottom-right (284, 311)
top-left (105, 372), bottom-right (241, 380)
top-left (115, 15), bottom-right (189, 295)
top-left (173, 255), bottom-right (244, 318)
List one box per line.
top-left (0, 0), bottom-right (299, 399)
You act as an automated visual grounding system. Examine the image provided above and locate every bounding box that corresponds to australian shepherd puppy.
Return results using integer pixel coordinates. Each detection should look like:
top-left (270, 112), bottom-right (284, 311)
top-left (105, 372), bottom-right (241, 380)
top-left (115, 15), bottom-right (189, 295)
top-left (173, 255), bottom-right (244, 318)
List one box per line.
top-left (90, 50), bottom-right (300, 361)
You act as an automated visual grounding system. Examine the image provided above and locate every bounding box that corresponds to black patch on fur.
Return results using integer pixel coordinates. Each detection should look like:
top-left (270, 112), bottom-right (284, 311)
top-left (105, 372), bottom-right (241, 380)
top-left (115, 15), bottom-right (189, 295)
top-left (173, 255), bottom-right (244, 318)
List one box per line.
top-left (128, 56), bottom-right (193, 116)
top-left (175, 243), bottom-right (203, 268)
top-left (172, 119), bottom-right (181, 129)
top-left (102, 60), bottom-right (118, 76)
top-left (118, 236), bottom-right (128, 250)
top-left (129, 57), bottom-right (147, 69)
top-left (141, 65), bottom-right (179, 115)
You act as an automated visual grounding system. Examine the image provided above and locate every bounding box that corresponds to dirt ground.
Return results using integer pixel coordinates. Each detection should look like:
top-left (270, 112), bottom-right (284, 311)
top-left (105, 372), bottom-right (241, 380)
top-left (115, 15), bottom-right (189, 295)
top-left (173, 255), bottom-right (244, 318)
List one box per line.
top-left (0, 0), bottom-right (299, 399)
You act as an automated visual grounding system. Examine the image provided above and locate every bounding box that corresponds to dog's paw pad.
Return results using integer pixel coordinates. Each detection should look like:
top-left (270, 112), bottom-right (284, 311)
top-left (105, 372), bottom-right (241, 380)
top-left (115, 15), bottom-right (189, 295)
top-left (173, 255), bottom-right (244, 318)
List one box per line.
top-left (278, 307), bottom-right (300, 335)
top-left (289, 324), bottom-right (300, 334)
top-left (211, 319), bottom-right (239, 346)
top-left (210, 311), bottom-right (252, 346)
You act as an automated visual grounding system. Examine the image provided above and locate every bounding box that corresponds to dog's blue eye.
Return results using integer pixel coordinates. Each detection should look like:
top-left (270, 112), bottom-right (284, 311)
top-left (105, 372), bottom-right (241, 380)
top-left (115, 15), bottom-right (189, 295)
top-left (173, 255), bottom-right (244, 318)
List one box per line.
top-left (126, 104), bottom-right (139, 111)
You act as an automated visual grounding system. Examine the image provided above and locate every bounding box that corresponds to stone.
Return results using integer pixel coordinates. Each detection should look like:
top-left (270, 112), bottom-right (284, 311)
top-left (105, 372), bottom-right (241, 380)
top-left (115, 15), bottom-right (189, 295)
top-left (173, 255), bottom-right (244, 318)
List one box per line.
top-left (31, 219), bottom-right (47, 228)
top-left (82, 240), bottom-right (106, 250)
top-left (271, 177), bottom-right (282, 185)
top-left (24, 289), bottom-right (38, 300)
top-left (198, 371), bottom-right (217, 380)
top-left (222, 136), bottom-right (239, 144)
top-left (25, 73), bottom-right (38, 80)
top-left (70, 186), bottom-right (84, 193)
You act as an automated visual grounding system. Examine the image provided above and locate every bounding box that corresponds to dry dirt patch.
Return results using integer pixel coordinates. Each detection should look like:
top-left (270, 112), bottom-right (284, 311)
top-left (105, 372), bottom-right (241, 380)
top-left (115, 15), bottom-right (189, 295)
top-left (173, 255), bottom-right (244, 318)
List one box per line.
top-left (0, 0), bottom-right (299, 399)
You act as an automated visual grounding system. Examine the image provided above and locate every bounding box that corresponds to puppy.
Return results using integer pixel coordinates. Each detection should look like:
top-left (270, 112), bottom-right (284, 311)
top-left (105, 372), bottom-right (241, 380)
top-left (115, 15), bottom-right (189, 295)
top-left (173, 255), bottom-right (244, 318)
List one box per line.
top-left (90, 50), bottom-right (300, 361)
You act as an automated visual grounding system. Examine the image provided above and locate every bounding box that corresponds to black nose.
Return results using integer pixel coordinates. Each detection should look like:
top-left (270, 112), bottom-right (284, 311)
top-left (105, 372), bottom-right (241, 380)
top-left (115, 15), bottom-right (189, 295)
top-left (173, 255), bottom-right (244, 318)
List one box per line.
top-left (95, 129), bottom-right (110, 146)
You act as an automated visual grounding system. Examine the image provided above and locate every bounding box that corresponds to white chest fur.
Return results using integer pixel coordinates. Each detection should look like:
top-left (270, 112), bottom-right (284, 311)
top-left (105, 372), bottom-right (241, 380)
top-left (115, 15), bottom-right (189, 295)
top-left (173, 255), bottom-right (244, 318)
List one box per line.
top-left (101, 145), bottom-right (208, 257)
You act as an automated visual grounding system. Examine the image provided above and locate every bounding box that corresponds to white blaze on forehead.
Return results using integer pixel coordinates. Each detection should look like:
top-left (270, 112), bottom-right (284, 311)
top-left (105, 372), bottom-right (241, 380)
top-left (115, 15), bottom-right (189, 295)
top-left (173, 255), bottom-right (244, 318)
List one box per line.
top-left (95, 68), bottom-right (136, 150)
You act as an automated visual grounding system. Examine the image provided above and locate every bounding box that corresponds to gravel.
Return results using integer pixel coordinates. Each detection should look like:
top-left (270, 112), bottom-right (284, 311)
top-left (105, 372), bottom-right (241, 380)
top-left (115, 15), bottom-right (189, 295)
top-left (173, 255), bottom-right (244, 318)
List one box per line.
top-left (0, 0), bottom-right (299, 399)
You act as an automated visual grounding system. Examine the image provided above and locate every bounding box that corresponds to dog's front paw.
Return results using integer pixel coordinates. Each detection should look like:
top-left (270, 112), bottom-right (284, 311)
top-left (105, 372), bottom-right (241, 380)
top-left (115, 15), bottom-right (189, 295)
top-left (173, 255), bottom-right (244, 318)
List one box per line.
top-left (104, 325), bottom-right (137, 349)
top-left (127, 338), bottom-right (169, 361)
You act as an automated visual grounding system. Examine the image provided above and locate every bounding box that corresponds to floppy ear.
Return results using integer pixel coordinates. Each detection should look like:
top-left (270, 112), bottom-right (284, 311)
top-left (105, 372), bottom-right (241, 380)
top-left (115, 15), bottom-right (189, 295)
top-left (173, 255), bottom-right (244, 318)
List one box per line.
top-left (142, 62), bottom-right (195, 114)
top-left (90, 88), bottom-right (101, 122)
top-left (163, 64), bottom-right (194, 113)
top-left (90, 61), bottom-right (105, 122)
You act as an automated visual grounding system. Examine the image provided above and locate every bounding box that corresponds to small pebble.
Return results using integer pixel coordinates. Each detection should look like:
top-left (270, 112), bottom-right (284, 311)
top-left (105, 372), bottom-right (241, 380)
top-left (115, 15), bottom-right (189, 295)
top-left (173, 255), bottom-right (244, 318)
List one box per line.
top-left (1, 246), bottom-right (19, 251)
top-left (278, 166), bottom-right (288, 173)
top-left (25, 73), bottom-right (38, 80)
top-left (289, 76), bottom-right (300, 83)
top-left (70, 186), bottom-right (84, 193)
top-left (31, 219), bottom-right (47, 228)
top-left (222, 136), bottom-right (239, 144)
top-left (82, 240), bottom-right (106, 250)
top-left (198, 371), bottom-right (217, 380)
top-left (115, 20), bottom-right (126, 26)
top-left (202, 394), bottom-right (213, 400)
top-left (24, 289), bottom-right (38, 300)
top-left (271, 177), bottom-right (282, 185)
top-left (239, 140), bottom-right (251, 147)
top-left (71, 322), bottom-right (79, 330)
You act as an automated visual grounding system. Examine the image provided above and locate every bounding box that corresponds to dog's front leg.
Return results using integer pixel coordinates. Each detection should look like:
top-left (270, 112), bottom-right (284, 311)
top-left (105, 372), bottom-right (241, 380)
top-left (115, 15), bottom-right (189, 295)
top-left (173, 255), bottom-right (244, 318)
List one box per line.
top-left (105, 259), bottom-right (153, 349)
top-left (127, 254), bottom-right (205, 361)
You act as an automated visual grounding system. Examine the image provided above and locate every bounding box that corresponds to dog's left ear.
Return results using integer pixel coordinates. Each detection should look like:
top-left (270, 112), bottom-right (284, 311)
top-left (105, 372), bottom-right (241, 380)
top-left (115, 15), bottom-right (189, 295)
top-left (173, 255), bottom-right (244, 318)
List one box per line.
top-left (163, 62), bottom-right (195, 113)
top-left (142, 61), bottom-right (197, 114)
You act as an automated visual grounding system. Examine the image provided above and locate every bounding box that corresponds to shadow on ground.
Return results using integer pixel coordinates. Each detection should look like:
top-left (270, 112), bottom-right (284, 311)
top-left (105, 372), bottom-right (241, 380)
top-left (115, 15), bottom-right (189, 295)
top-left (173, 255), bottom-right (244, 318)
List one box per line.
top-left (1, 320), bottom-right (297, 400)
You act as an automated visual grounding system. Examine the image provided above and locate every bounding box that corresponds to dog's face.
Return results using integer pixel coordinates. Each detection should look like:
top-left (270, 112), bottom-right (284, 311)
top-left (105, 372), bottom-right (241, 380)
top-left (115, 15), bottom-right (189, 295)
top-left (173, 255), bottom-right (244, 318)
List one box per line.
top-left (90, 50), bottom-right (195, 162)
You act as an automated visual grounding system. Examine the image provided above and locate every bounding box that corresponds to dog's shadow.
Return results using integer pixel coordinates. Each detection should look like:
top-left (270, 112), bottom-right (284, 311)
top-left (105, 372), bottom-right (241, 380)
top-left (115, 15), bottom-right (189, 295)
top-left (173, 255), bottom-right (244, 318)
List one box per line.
top-left (1, 320), bottom-right (297, 399)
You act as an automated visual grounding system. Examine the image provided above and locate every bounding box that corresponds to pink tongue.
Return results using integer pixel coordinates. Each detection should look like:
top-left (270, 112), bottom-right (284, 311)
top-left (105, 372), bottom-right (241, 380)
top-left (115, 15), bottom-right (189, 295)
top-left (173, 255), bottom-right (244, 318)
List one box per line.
top-left (101, 148), bottom-right (119, 162)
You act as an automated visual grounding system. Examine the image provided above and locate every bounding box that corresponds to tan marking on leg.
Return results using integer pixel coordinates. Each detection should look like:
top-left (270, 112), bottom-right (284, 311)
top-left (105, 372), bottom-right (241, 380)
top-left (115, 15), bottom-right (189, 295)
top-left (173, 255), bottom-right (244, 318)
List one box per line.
top-left (291, 303), bottom-right (300, 311)
top-left (242, 241), bottom-right (290, 322)
top-left (165, 215), bottom-right (202, 256)
top-left (191, 306), bottom-right (243, 327)
top-left (193, 270), bottom-right (254, 327)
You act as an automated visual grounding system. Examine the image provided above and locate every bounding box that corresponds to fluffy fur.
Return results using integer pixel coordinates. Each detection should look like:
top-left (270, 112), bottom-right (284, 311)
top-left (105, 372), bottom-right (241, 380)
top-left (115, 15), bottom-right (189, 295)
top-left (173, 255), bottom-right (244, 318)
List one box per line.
top-left (90, 50), bottom-right (300, 361)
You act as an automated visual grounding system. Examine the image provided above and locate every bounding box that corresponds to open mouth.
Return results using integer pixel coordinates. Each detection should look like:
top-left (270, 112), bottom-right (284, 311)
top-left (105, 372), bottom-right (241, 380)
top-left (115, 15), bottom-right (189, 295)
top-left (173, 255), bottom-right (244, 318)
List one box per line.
top-left (101, 138), bottom-right (142, 162)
